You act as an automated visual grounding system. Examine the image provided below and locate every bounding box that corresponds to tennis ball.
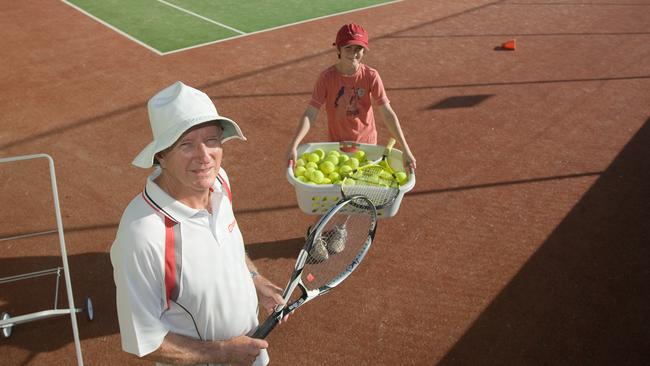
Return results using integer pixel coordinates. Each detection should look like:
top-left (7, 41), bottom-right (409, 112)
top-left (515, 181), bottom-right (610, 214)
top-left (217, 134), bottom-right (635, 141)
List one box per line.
top-left (295, 158), bottom-right (306, 167)
top-left (310, 170), bottom-right (325, 184)
top-left (395, 171), bottom-right (408, 184)
top-left (325, 154), bottom-right (339, 166)
top-left (353, 150), bottom-right (366, 162)
top-left (307, 153), bottom-right (320, 163)
top-left (319, 161), bottom-right (336, 175)
top-left (294, 166), bottom-right (307, 177)
top-left (345, 157), bottom-right (360, 169)
top-left (379, 170), bottom-right (393, 180)
top-left (338, 154), bottom-right (350, 165)
top-left (297, 176), bottom-right (310, 183)
top-left (313, 148), bottom-right (325, 160)
top-left (304, 167), bottom-right (316, 179)
top-left (339, 165), bottom-right (352, 177)
top-left (305, 161), bottom-right (318, 170)
top-left (328, 172), bottom-right (341, 182)
top-left (327, 150), bottom-right (341, 157)
top-left (321, 177), bottom-right (332, 185)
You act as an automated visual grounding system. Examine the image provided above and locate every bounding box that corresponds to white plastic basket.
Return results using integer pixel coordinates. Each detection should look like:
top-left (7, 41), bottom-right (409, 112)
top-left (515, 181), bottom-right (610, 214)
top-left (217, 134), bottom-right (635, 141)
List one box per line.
top-left (287, 141), bottom-right (416, 217)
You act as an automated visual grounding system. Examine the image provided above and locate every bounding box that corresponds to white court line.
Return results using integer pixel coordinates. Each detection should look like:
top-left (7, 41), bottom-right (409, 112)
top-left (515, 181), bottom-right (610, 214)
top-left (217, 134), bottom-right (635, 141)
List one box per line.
top-left (0, 229), bottom-right (58, 242)
top-left (61, 0), bottom-right (164, 55)
top-left (162, 0), bottom-right (402, 56)
top-left (156, 0), bottom-right (246, 35)
top-left (62, 0), bottom-right (401, 56)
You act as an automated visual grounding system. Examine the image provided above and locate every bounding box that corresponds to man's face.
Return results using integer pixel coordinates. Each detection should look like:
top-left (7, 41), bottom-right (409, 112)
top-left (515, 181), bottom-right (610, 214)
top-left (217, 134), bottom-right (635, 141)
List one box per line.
top-left (158, 123), bottom-right (224, 193)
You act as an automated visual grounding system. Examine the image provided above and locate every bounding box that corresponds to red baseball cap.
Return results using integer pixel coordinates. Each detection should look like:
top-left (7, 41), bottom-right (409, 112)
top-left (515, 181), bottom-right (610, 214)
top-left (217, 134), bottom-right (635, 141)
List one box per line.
top-left (334, 23), bottom-right (369, 50)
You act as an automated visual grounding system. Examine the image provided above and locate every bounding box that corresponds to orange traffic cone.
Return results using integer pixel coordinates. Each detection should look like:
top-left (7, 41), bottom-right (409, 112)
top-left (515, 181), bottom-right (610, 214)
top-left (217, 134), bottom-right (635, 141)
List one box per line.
top-left (501, 39), bottom-right (516, 51)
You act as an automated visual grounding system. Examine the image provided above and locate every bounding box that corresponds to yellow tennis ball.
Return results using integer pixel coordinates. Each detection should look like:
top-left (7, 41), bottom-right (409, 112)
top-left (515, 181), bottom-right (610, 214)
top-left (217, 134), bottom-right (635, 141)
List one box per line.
top-left (328, 172), bottom-right (340, 182)
top-left (313, 148), bottom-right (325, 160)
top-left (379, 170), bottom-right (393, 180)
top-left (304, 167), bottom-right (315, 179)
top-left (327, 150), bottom-right (341, 157)
top-left (353, 150), bottom-right (366, 162)
top-left (338, 154), bottom-right (350, 165)
top-left (305, 161), bottom-right (318, 170)
top-left (307, 153), bottom-right (320, 163)
top-left (325, 154), bottom-right (339, 166)
top-left (321, 177), bottom-right (332, 185)
top-left (297, 176), bottom-right (310, 183)
top-left (294, 166), bottom-right (307, 177)
top-left (310, 170), bottom-right (325, 184)
top-left (295, 158), bottom-right (306, 167)
top-left (339, 165), bottom-right (352, 177)
top-left (319, 161), bottom-right (335, 175)
top-left (345, 157), bottom-right (360, 169)
top-left (395, 171), bottom-right (408, 184)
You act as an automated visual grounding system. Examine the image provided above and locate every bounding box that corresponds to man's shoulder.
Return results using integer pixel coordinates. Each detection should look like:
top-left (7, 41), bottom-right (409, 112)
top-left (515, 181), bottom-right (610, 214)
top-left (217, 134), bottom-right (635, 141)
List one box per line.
top-left (118, 194), bottom-right (166, 238)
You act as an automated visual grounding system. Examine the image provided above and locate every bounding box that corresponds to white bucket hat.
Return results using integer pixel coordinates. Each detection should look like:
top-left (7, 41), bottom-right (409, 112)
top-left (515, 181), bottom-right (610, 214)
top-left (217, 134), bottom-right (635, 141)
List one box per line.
top-left (132, 81), bottom-right (246, 168)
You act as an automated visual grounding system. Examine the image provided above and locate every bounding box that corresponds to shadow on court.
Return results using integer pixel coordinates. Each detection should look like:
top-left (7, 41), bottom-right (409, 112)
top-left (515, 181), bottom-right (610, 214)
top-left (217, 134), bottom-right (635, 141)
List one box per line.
top-left (246, 237), bottom-right (304, 261)
top-left (438, 118), bottom-right (650, 365)
top-left (0, 252), bottom-right (116, 363)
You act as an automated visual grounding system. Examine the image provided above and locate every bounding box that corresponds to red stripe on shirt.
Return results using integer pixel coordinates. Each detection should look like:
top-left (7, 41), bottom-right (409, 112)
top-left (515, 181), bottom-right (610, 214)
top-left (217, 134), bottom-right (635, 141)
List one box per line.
top-left (164, 216), bottom-right (176, 309)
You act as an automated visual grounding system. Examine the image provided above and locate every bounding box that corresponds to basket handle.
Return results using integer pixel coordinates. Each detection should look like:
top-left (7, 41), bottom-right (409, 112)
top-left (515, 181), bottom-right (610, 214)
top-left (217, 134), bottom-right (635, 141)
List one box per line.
top-left (339, 141), bottom-right (359, 153)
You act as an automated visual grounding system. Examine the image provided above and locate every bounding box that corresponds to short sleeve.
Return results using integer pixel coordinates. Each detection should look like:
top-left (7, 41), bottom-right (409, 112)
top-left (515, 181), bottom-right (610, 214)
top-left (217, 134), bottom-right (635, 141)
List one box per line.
top-left (111, 215), bottom-right (169, 357)
top-left (370, 70), bottom-right (390, 106)
top-left (309, 71), bottom-right (328, 109)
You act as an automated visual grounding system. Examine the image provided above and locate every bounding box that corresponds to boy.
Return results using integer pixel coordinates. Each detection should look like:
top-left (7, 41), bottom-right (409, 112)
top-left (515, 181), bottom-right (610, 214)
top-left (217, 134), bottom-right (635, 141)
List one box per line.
top-left (287, 23), bottom-right (416, 172)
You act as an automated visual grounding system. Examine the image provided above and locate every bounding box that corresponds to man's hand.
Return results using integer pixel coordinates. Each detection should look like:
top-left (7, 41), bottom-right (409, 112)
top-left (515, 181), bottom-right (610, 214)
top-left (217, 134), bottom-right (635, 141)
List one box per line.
top-left (221, 335), bottom-right (268, 366)
top-left (253, 275), bottom-right (286, 315)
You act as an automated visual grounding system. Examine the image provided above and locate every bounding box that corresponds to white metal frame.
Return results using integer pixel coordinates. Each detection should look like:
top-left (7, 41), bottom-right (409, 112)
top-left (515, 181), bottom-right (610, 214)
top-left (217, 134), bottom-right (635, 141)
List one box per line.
top-left (0, 153), bottom-right (84, 365)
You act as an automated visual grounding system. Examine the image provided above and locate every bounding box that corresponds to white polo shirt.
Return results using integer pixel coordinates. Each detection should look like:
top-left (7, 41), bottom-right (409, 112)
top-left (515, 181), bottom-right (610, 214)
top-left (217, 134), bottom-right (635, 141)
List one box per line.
top-left (111, 167), bottom-right (268, 366)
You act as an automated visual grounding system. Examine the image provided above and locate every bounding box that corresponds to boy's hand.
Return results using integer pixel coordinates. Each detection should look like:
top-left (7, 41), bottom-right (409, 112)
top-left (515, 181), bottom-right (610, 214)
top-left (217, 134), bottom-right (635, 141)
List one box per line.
top-left (404, 151), bottom-right (417, 172)
top-left (287, 148), bottom-right (298, 168)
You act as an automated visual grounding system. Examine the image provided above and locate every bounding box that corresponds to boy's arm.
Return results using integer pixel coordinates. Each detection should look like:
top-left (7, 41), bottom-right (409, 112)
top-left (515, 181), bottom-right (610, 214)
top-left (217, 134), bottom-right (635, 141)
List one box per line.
top-left (287, 105), bottom-right (319, 165)
top-left (378, 103), bottom-right (417, 171)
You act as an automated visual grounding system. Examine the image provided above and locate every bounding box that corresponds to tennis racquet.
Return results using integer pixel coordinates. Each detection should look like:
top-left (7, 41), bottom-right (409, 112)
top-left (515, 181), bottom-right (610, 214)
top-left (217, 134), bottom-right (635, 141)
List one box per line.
top-left (340, 138), bottom-right (401, 210)
top-left (251, 195), bottom-right (378, 339)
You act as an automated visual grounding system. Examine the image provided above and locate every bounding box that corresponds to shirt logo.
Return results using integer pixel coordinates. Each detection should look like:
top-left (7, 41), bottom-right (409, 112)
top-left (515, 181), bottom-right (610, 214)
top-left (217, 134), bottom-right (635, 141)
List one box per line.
top-left (228, 219), bottom-right (236, 233)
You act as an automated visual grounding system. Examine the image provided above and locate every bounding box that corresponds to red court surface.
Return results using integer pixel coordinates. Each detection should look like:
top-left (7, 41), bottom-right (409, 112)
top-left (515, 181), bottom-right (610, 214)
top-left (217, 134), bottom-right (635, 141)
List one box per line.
top-left (1, 0), bottom-right (649, 365)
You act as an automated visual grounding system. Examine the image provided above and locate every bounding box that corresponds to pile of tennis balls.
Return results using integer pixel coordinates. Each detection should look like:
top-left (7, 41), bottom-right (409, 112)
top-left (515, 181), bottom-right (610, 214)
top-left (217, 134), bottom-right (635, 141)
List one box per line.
top-left (293, 148), bottom-right (408, 185)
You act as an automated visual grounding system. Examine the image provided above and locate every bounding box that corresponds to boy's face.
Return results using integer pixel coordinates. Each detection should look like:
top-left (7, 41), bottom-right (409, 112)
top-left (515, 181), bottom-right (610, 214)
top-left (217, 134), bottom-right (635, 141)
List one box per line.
top-left (339, 45), bottom-right (366, 67)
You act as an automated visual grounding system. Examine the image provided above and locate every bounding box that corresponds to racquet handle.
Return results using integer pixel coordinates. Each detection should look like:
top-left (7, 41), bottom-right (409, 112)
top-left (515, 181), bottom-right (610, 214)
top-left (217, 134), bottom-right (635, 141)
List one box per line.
top-left (251, 313), bottom-right (280, 339)
top-left (386, 138), bottom-right (396, 150)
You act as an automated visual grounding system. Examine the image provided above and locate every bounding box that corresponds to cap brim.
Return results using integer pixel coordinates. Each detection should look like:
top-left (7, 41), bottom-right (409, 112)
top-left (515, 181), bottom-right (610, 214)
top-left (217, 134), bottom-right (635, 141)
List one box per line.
top-left (338, 40), bottom-right (369, 50)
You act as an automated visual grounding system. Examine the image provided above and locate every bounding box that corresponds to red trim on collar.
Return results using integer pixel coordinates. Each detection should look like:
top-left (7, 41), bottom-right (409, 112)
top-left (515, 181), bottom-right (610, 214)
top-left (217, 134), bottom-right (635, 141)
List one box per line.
top-left (217, 173), bottom-right (232, 203)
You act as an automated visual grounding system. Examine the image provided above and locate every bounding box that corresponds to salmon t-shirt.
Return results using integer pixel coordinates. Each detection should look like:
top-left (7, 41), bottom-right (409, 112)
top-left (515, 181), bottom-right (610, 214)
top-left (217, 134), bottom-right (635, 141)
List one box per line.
top-left (309, 64), bottom-right (389, 144)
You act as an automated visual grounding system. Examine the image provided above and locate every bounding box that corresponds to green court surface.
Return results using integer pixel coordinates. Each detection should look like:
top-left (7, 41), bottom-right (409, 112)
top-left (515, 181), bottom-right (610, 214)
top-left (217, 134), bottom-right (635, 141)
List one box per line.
top-left (64, 0), bottom-right (397, 54)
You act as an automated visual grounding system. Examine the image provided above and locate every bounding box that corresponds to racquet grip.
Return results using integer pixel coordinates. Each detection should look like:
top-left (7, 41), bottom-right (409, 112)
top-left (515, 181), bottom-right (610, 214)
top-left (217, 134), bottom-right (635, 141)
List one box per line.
top-left (386, 138), bottom-right (396, 150)
top-left (251, 314), bottom-right (280, 339)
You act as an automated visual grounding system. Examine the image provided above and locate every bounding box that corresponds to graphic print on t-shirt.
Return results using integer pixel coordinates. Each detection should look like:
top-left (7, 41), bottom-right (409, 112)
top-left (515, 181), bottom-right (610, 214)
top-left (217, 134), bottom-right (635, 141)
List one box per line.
top-left (334, 86), bottom-right (363, 120)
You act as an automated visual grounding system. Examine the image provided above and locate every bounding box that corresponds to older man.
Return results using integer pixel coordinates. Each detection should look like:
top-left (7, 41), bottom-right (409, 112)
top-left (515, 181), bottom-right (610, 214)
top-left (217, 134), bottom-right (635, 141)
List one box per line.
top-left (111, 81), bottom-right (284, 366)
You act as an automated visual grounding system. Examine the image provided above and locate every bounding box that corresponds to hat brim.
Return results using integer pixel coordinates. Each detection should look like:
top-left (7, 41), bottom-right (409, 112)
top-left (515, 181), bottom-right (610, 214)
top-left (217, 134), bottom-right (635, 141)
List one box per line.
top-left (337, 40), bottom-right (369, 50)
top-left (132, 115), bottom-right (246, 169)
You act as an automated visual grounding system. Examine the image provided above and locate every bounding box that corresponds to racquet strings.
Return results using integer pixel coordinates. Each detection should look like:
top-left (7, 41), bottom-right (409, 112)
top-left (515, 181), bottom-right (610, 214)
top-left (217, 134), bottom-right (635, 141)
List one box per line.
top-left (303, 208), bottom-right (373, 291)
top-left (341, 166), bottom-right (400, 209)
